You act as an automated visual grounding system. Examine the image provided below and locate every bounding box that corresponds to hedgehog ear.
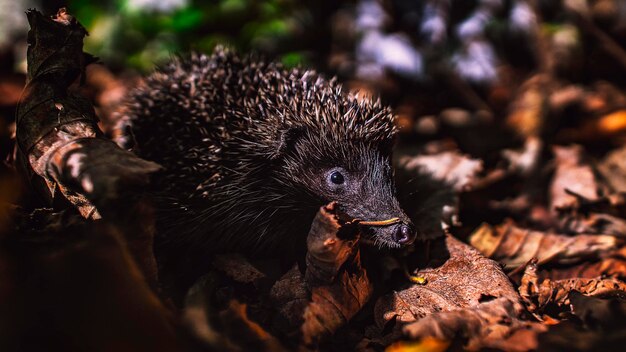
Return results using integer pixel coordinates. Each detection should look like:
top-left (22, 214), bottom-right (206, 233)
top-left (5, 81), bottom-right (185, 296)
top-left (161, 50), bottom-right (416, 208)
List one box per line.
top-left (270, 126), bottom-right (307, 160)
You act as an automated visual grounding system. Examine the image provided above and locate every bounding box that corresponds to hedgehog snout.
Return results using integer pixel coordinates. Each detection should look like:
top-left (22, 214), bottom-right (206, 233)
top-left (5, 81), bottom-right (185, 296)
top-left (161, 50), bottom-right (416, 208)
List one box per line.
top-left (360, 216), bottom-right (416, 248)
top-left (391, 222), bottom-right (416, 245)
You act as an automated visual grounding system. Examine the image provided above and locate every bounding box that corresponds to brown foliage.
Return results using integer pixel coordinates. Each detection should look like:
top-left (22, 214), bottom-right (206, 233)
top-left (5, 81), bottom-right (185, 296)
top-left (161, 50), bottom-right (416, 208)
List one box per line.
top-left (374, 235), bottom-right (543, 351)
top-left (520, 259), bottom-right (626, 316)
top-left (470, 221), bottom-right (618, 270)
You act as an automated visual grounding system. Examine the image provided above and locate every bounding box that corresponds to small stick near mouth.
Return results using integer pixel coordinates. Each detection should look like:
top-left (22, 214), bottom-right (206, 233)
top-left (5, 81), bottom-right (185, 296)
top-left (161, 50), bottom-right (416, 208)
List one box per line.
top-left (356, 217), bottom-right (401, 226)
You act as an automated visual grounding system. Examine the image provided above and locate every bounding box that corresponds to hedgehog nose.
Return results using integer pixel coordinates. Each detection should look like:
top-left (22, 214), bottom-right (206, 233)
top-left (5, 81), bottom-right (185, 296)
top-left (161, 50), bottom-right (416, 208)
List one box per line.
top-left (392, 223), bottom-right (416, 245)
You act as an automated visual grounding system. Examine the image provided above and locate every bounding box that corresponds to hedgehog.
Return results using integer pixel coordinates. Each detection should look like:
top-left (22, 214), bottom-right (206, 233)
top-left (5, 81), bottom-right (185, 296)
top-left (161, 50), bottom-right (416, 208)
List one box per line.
top-left (119, 47), bottom-right (416, 291)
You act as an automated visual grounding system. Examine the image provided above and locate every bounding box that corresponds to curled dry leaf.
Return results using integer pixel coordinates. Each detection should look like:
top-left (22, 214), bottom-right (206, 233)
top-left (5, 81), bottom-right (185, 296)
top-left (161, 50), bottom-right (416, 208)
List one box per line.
top-left (469, 221), bottom-right (618, 270)
top-left (554, 189), bottom-right (626, 216)
top-left (305, 202), bottom-right (360, 285)
top-left (16, 8), bottom-right (162, 284)
top-left (301, 202), bottom-right (372, 346)
top-left (519, 259), bottom-right (626, 315)
top-left (16, 9), bottom-right (161, 218)
top-left (375, 235), bottom-right (540, 350)
top-left (376, 235), bottom-right (518, 326)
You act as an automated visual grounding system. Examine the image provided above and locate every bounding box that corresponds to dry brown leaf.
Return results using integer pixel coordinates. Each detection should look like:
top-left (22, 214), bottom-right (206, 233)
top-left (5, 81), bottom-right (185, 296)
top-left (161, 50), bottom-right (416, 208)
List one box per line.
top-left (568, 290), bottom-right (626, 330)
top-left (519, 259), bottom-right (626, 315)
top-left (16, 9), bottom-right (161, 219)
top-left (14, 8), bottom-right (163, 285)
top-left (403, 297), bottom-right (544, 351)
top-left (376, 235), bottom-right (518, 327)
top-left (542, 243), bottom-right (626, 281)
top-left (598, 145), bottom-right (626, 193)
top-left (305, 202), bottom-right (360, 285)
top-left (396, 150), bottom-right (482, 238)
top-left (469, 221), bottom-right (618, 270)
top-left (559, 109), bottom-right (626, 142)
top-left (398, 150), bottom-right (483, 192)
top-left (501, 136), bottom-right (543, 176)
top-left (552, 189), bottom-right (626, 236)
top-left (506, 74), bottom-right (551, 138)
top-left (302, 202), bottom-right (372, 346)
top-left (374, 235), bottom-right (540, 350)
top-left (559, 212), bottom-right (626, 237)
top-left (534, 292), bottom-right (626, 351)
top-left (550, 145), bottom-right (604, 211)
top-left (543, 257), bottom-right (626, 281)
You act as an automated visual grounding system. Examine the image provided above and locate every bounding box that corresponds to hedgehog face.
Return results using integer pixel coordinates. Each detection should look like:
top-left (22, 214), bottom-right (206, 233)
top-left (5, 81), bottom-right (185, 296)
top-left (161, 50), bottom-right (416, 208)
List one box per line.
top-left (281, 133), bottom-right (416, 248)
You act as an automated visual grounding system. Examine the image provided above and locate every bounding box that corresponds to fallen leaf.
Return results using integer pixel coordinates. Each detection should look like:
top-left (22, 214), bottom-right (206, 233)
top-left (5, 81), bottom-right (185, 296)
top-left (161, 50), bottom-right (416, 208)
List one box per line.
top-left (535, 292), bottom-right (626, 351)
top-left (399, 150), bottom-right (483, 192)
top-left (506, 74), bottom-right (551, 138)
top-left (469, 221), bottom-right (618, 270)
top-left (403, 297), bottom-right (544, 351)
top-left (550, 145), bottom-right (604, 211)
top-left (543, 256), bottom-right (626, 281)
top-left (598, 145), bottom-right (626, 193)
top-left (519, 259), bottom-right (626, 315)
top-left (559, 212), bottom-right (626, 237)
top-left (375, 235), bottom-right (540, 350)
top-left (501, 136), bottom-right (543, 176)
top-left (302, 202), bottom-right (372, 346)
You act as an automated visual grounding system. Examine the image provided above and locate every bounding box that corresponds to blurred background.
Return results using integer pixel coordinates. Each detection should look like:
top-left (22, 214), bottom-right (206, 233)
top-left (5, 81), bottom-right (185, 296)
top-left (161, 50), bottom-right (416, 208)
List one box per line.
top-left (4, 0), bottom-right (626, 170)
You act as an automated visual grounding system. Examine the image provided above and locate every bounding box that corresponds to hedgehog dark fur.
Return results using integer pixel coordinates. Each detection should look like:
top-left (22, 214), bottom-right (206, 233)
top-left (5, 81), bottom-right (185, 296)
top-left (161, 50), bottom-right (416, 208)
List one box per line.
top-left (120, 47), bottom-right (416, 284)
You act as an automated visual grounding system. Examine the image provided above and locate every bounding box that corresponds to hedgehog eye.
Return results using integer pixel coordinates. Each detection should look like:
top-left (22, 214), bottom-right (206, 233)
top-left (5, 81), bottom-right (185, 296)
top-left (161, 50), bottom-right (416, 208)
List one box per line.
top-left (329, 171), bottom-right (345, 185)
